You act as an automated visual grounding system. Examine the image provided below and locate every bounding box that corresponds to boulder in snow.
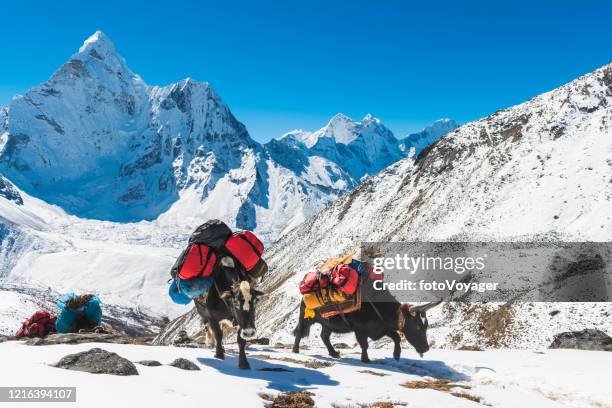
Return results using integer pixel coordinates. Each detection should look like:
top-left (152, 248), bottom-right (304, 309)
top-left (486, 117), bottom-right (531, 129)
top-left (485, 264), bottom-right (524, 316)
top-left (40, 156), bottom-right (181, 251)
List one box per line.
top-left (168, 358), bottom-right (200, 370)
top-left (549, 329), bottom-right (612, 351)
top-left (55, 348), bottom-right (139, 375)
top-left (136, 360), bottom-right (162, 367)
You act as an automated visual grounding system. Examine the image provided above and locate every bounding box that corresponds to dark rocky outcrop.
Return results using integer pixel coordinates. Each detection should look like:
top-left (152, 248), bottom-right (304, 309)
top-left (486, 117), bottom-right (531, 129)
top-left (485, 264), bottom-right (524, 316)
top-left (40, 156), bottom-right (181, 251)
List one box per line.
top-left (249, 338), bottom-right (270, 345)
top-left (168, 358), bottom-right (200, 370)
top-left (136, 360), bottom-right (162, 367)
top-left (55, 348), bottom-right (139, 375)
top-left (24, 338), bottom-right (45, 346)
top-left (0, 176), bottom-right (23, 205)
top-left (549, 329), bottom-right (612, 351)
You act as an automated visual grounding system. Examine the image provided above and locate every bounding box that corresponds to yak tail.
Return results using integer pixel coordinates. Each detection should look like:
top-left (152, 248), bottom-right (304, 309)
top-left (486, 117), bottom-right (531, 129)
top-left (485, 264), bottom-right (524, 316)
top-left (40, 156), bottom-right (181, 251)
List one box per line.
top-left (293, 321), bottom-right (311, 338)
top-left (293, 302), bottom-right (312, 338)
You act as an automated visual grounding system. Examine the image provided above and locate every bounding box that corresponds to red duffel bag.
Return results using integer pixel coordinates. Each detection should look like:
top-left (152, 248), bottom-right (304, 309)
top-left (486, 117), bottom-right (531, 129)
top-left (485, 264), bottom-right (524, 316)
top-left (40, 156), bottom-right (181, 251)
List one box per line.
top-left (16, 310), bottom-right (56, 338)
top-left (224, 231), bottom-right (264, 271)
top-left (177, 243), bottom-right (217, 280)
top-left (299, 271), bottom-right (330, 294)
top-left (330, 264), bottom-right (359, 296)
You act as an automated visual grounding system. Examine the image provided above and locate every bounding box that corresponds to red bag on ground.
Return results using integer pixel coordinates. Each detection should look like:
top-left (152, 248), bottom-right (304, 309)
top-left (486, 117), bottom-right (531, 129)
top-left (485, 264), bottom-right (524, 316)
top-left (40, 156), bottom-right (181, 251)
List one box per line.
top-left (299, 271), bottom-right (330, 294)
top-left (224, 231), bottom-right (264, 271)
top-left (16, 310), bottom-right (56, 337)
top-left (330, 264), bottom-right (359, 296)
top-left (177, 243), bottom-right (217, 279)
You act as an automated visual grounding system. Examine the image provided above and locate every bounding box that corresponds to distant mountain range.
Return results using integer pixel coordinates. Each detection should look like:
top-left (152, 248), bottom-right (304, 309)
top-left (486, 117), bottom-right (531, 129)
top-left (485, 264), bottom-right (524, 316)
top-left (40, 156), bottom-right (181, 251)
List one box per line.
top-left (0, 31), bottom-right (456, 243)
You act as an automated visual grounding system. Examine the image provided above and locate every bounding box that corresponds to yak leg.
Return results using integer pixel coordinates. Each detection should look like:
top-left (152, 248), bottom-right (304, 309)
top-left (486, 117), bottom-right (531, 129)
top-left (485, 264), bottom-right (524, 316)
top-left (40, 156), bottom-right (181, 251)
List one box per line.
top-left (209, 319), bottom-right (225, 360)
top-left (292, 329), bottom-right (302, 354)
top-left (388, 331), bottom-right (402, 361)
top-left (237, 328), bottom-right (251, 370)
top-left (292, 303), bottom-right (314, 354)
top-left (355, 331), bottom-right (371, 363)
top-left (321, 326), bottom-right (340, 358)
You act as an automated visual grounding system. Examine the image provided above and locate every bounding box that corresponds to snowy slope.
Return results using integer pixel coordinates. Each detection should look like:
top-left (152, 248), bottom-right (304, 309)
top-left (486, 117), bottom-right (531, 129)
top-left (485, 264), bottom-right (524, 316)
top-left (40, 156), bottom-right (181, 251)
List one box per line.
top-left (253, 62), bottom-right (612, 347)
top-left (0, 181), bottom-right (189, 323)
top-left (0, 341), bottom-right (610, 408)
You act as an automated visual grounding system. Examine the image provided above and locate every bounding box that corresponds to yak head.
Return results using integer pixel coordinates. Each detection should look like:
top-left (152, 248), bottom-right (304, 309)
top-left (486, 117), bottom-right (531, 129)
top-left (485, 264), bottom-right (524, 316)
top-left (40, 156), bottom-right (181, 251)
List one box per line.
top-left (399, 300), bottom-right (442, 357)
top-left (218, 259), bottom-right (265, 340)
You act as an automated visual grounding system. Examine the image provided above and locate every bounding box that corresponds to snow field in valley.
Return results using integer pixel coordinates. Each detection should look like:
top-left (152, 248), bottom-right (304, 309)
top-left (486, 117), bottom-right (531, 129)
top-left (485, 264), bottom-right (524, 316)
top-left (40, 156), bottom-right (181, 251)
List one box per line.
top-left (0, 341), bottom-right (610, 408)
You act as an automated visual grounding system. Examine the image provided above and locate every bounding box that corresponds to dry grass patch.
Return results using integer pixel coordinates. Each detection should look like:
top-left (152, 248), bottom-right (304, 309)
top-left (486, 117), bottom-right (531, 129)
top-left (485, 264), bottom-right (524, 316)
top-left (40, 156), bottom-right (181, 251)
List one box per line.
top-left (450, 391), bottom-right (483, 403)
top-left (402, 378), bottom-right (484, 404)
top-left (259, 391), bottom-right (315, 408)
top-left (331, 402), bottom-right (407, 408)
top-left (478, 301), bottom-right (515, 347)
top-left (458, 344), bottom-right (484, 351)
top-left (402, 378), bottom-right (471, 392)
top-left (254, 354), bottom-right (335, 369)
top-left (358, 369), bottom-right (389, 377)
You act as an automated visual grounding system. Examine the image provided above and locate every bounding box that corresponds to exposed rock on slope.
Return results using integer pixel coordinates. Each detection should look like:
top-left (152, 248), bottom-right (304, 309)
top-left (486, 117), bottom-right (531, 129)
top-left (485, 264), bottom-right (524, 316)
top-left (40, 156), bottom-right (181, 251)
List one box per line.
top-left (549, 329), bottom-right (612, 351)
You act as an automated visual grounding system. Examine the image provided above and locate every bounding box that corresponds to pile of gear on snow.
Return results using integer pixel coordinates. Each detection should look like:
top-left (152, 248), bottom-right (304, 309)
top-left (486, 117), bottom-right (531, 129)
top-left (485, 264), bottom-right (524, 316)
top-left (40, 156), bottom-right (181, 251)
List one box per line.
top-left (15, 293), bottom-right (103, 338)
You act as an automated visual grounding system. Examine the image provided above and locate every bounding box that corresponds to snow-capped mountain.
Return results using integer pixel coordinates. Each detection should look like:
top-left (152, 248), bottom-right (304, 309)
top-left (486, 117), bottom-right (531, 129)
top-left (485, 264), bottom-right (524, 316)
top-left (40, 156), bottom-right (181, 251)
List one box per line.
top-left (399, 118), bottom-right (459, 156)
top-left (250, 61), bottom-right (612, 347)
top-left (1, 31), bottom-right (259, 224)
top-left (0, 31), bottom-right (451, 244)
top-left (277, 113), bottom-right (406, 181)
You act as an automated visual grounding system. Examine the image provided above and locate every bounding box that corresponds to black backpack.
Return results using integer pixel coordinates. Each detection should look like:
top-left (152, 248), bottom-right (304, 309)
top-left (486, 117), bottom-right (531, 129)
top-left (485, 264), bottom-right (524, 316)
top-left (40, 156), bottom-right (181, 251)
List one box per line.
top-left (188, 219), bottom-right (233, 248)
top-left (170, 219), bottom-right (233, 279)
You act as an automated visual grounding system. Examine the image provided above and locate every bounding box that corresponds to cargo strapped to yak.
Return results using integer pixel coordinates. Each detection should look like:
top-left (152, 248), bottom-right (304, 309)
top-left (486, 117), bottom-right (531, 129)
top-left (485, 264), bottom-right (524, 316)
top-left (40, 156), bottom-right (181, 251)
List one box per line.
top-left (318, 284), bottom-right (362, 319)
top-left (168, 220), bottom-right (268, 304)
top-left (300, 249), bottom-right (363, 317)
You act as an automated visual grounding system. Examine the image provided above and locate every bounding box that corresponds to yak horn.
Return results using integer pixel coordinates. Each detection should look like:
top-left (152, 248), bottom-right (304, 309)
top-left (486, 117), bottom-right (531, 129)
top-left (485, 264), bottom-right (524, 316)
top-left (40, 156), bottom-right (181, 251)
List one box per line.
top-left (409, 299), bottom-right (443, 314)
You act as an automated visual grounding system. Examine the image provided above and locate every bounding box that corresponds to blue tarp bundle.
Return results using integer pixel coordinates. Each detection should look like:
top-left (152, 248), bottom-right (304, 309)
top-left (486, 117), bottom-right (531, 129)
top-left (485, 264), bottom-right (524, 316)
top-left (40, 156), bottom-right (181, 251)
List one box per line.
top-left (55, 293), bottom-right (103, 333)
top-left (169, 277), bottom-right (213, 304)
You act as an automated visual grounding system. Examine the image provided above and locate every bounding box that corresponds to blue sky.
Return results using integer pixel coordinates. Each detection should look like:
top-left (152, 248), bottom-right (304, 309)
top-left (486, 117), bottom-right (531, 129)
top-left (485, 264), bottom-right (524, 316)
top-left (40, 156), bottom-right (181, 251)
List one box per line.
top-left (1, 1), bottom-right (610, 142)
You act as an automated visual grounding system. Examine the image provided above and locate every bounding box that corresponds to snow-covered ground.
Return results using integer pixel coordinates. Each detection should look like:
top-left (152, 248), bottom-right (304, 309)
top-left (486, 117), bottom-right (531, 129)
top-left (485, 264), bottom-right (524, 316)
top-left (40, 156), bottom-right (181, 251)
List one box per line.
top-left (0, 341), bottom-right (609, 408)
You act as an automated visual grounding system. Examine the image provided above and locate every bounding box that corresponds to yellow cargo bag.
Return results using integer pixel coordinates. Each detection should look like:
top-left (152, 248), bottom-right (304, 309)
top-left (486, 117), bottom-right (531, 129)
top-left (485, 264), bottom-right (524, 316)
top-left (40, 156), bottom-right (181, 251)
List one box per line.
top-left (303, 288), bottom-right (348, 310)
